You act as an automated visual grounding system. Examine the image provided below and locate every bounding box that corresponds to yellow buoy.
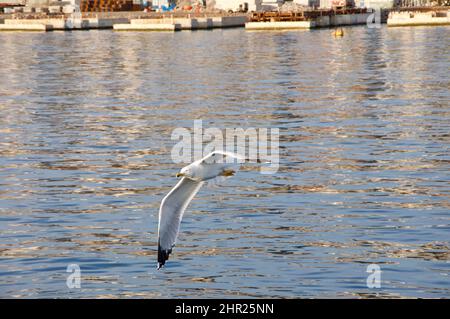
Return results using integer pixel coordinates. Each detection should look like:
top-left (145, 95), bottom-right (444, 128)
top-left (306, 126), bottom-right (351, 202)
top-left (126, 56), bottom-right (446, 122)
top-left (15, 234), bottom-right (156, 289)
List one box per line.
top-left (333, 28), bottom-right (344, 37)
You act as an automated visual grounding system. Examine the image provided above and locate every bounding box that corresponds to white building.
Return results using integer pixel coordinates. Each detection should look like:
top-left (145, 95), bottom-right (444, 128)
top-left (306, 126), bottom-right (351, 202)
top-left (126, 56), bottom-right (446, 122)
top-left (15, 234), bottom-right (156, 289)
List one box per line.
top-left (319, 0), bottom-right (354, 8)
top-left (212, 0), bottom-right (258, 12)
top-left (212, 0), bottom-right (283, 12)
top-left (261, 0), bottom-right (283, 10)
top-left (152, 0), bottom-right (172, 7)
top-left (354, 0), bottom-right (398, 8)
top-left (287, 0), bottom-right (320, 8)
top-left (318, 0), bottom-right (399, 7)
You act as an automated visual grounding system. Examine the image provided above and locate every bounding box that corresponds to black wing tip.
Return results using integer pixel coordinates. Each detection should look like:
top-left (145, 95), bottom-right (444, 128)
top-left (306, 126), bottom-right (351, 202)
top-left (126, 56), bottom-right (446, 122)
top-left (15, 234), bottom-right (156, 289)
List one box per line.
top-left (157, 241), bottom-right (172, 270)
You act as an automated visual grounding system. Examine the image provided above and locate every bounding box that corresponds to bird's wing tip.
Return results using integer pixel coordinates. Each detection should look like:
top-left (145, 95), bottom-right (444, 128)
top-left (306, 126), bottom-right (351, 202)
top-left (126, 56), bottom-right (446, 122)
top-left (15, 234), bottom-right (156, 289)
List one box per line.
top-left (157, 239), bottom-right (172, 269)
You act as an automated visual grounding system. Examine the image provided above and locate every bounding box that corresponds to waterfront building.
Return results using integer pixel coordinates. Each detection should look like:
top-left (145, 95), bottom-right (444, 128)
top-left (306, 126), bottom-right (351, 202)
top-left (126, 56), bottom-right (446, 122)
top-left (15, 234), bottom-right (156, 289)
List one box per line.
top-left (287, 0), bottom-right (320, 8)
top-left (354, 0), bottom-right (399, 8)
top-left (212, 0), bottom-right (283, 12)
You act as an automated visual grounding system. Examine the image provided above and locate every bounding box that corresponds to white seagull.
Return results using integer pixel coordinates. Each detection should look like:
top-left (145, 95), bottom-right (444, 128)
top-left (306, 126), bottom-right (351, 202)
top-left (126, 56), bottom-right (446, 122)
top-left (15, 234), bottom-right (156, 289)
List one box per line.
top-left (157, 151), bottom-right (243, 269)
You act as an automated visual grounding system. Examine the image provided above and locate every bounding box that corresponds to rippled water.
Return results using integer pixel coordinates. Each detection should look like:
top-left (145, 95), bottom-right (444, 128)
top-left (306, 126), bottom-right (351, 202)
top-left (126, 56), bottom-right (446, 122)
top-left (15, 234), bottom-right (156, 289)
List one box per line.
top-left (0, 26), bottom-right (449, 298)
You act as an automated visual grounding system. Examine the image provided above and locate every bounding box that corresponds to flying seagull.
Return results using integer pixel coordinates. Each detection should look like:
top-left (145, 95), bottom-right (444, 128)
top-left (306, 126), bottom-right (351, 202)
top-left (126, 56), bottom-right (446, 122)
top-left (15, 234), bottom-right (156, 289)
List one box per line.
top-left (157, 151), bottom-right (242, 269)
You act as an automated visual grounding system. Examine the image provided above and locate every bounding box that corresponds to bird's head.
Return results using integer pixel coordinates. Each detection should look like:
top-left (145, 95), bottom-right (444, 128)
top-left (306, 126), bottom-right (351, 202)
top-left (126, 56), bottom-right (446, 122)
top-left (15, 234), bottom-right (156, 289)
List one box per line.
top-left (176, 165), bottom-right (194, 179)
top-left (175, 152), bottom-right (242, 181)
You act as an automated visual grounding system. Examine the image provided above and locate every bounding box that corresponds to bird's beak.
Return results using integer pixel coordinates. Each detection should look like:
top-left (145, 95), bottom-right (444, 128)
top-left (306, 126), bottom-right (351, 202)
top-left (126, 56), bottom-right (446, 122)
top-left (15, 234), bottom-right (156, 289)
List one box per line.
top-left (176, 173), bottom-right (185, 178)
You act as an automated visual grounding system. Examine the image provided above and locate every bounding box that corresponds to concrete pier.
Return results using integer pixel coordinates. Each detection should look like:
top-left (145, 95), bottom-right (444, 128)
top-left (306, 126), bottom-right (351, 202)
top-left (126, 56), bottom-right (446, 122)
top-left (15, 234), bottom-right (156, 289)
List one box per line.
top-left (114, 19), bottom-right (181, 31)
top-left (113, 15), bottom-right (247, 32)
top-left (0, 15), bottom-right (246, 32)
top-left (246, 21), bottom-right (313, 30)
top-left (388, 9), bottom-right (450, 27)
top-left (0, 17), bottom-right (129, 31)
top-left (245, 13), bottom-right (371, 30)
top-left (0, 23), bottom-right (52, 31)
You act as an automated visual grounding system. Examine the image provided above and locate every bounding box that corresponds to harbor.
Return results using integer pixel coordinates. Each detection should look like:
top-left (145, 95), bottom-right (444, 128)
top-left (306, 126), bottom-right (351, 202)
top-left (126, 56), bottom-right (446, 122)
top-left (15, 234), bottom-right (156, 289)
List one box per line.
top-left (1, 0), bottom-right (450, 303)
top-left (0, 0), bottom-right (449, 31)
top-left (0, 21), bottom-right (449, 299)
top-left (245, 8), bottom-right (372, 29)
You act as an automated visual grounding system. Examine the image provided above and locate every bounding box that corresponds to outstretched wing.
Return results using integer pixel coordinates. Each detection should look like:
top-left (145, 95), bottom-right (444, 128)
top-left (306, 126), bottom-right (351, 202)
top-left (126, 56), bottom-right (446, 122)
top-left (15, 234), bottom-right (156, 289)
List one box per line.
top-left (200, 151), bottom-right (243, 167)
top-left (157, 177), bottom-right (204, 269)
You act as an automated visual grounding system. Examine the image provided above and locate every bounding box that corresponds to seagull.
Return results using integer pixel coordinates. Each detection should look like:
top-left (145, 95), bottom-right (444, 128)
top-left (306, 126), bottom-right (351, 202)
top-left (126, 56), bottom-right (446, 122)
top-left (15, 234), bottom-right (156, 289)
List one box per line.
top-left (157, 151), bottom-right (243, 269)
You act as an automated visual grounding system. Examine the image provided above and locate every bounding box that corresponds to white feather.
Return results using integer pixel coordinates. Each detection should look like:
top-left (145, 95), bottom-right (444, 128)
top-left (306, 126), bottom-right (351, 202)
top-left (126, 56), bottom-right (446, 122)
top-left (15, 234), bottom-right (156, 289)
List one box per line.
top-left (157, 177), bottom-right (203, 268)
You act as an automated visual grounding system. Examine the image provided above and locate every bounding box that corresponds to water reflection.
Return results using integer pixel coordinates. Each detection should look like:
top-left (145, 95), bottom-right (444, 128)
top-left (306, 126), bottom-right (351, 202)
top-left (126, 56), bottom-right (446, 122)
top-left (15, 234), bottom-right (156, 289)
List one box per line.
top-left (0, 26), bottom-right (449, 298)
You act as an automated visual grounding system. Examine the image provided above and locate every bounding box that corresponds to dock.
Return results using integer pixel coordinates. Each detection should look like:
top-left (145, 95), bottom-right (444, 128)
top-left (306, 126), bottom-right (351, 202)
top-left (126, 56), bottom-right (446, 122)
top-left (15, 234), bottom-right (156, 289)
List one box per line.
top-left (245, 8), bottom-right (372, 30)
top-left (0, 23), bottom-right (52, 31)
top-left (0, 16), bottom-right (130, 31)
top-left (387, 7), bottom-right (450, 27)
top-left (113, 15), bottom-right (247, 31)
top-left (0, 12), bottom-right (247, 32)
top-left (2, 6), bottom-right (449, 32)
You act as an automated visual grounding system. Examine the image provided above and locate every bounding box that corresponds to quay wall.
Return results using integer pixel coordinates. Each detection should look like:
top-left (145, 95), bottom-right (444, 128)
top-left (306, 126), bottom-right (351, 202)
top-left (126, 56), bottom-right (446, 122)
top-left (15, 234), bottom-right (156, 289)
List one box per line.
top-left (388, 10), bottom-right (450, 26)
